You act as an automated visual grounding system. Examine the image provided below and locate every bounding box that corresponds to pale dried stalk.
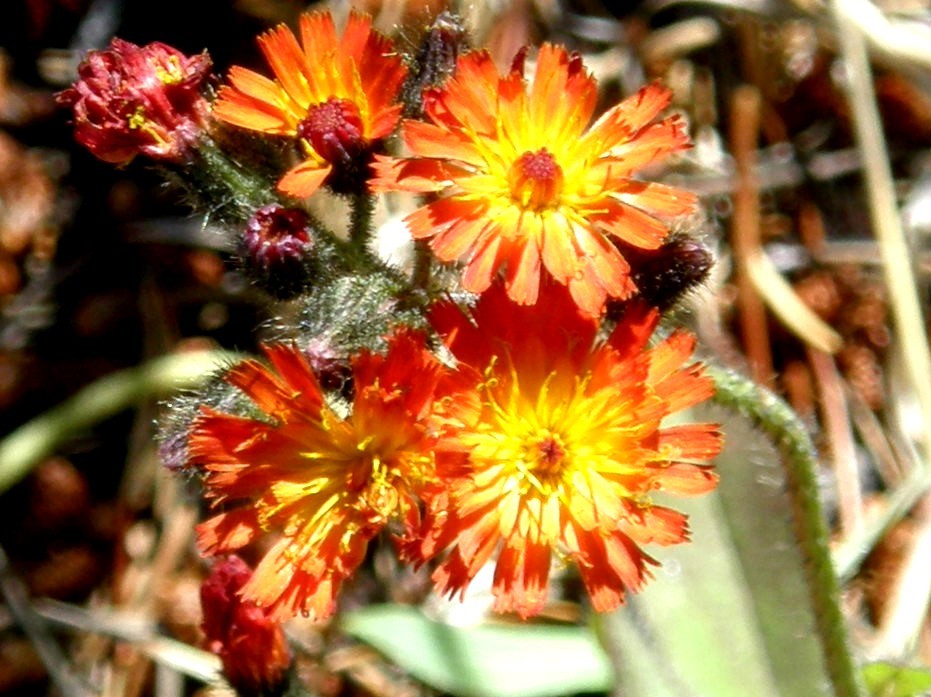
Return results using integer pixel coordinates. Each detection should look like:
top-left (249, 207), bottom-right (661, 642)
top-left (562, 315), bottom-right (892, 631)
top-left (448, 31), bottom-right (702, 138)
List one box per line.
top-left (832, 0), bottom-right (931, 466)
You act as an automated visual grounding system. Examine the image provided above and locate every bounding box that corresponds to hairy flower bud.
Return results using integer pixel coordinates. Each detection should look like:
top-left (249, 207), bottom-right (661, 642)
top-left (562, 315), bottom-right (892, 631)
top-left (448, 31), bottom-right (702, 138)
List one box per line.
top-left (402, 12), bottom-right (468, 118)
top-left (239, 204), bottom-right (316, 299)
top-left (201, 556), bottom-right (291, 696)
top-left (614, 234), bottom-right (715, 313)
top-left (56, 38), bottom-right (211, 165)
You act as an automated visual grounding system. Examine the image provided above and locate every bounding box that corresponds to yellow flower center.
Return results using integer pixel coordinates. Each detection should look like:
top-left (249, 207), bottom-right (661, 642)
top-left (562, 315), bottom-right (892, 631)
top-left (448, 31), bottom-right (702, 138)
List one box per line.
top-left (507, 148), bottom-right (564, 210)
top-left (353, 456), bottom-right (401, 524)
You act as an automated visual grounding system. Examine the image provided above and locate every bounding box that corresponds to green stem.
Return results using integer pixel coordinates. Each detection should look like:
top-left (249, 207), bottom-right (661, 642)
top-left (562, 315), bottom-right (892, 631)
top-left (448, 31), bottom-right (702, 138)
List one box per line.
top-left (708, 365), bottom-right (867, 697)
top-left (194, 138), bottom-right (272, 214)
top-left (0, 350), bottom-right (239, 495)
top-left (411, 240), bottom-right (434, 292)
top-left (349, 192), bottom-right (376, 251)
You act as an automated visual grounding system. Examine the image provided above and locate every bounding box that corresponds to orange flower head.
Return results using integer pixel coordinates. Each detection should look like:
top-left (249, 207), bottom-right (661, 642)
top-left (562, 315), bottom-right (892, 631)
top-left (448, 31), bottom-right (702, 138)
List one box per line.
top-left (213, 11), bottom-right (407, 197)
top-left (412, 283), bottom-right (722, 617)
top-left (189, 331), bottom-right (449, 620)
top-left (370, 46), bottom-right (696, 317)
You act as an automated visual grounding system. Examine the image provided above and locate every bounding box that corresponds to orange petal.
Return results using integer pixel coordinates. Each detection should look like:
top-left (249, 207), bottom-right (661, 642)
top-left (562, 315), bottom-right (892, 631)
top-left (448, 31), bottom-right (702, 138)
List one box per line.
top-left (492, 539), bottom-right (551, 618)
top-left (504, 234), bottom-right (541, 305)
top-left (406, 197), bottom-right (487, 242)
top-left (460, 230), bottom-right (503, 293)
top-left (431, 51), bottom-right (500, 134)
top-left (430, 214), bottom-right (490, 262)
top-left (258, 24), bottom-right (312, 107)
top-left (368, 103), bottom-right (403, 140)
top-left (567, 264), bottom-right (609, 319)
top-left (339, 10), bottom-right (374, 62)
top-left (540, 214), bottom-right (579, 284)
top-left (262, 344), bottom-right (324, 413)
top-left (624, 504), bottom-right (690, 546)
top-left (650, 462), bottom-right (719, 495)
top-left (528, 45), bottom-right (597, 142)
top-left (617, 180), bottom-right (697, 218)
top-left (197, 508), bottom-right (261, 554)
top-left (589, 198), bottom-right (669, 249)
top-left (583, 82), bottom-right (672, 153)
top-left (605, 117), bottom-right (691, 172)
top-left (277, 160), bottom-right (331, 198)
top-left (369, 155), bottom-right (460, 193)
top-left (213, 79), bottom-right (294, 134)
top-left (403, 120), bottom-right (484, 165)
top-left (657, 423), bottom-right (724, 461)
top-left (298, 12), bottom-right (341, 99)
top-left (299, 12), bottom-right (339, 67)
top-left (572, 221), bottom-right (634, 297)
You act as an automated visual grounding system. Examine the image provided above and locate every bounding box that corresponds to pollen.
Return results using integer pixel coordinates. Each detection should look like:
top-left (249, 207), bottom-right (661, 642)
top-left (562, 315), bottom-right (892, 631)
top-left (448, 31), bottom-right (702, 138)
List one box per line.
top-left (155, 55), bottom-right (184, 85)
top-left (507, 148), bottom-right (564, 210)
top-left (127, 105), bottom-right (148, 130)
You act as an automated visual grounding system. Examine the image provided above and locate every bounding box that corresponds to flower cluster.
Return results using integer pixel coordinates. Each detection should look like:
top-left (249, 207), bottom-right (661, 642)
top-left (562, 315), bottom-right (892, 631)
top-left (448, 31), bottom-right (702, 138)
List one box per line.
top-left (60, 7), bottom-right (721, 637)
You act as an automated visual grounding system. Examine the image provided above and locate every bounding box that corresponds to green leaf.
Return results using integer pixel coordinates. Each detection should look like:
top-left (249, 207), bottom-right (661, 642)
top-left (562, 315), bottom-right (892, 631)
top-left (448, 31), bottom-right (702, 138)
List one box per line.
top-left (862, 662), bottom-right (931, 697)
top-left (597, 405), bottom-right (837, 697)
top-left (340, 604), bottom-right (613, 697)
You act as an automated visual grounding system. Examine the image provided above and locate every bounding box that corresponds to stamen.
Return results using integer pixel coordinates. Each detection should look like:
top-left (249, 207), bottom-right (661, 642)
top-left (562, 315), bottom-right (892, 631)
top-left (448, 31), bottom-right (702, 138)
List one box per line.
top-left (507, 148), bottom-right (564, 210)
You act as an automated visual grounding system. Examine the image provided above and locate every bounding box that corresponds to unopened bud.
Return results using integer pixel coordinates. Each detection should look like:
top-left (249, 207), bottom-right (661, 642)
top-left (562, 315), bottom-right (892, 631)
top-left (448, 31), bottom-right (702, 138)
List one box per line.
top-left (614, 235), bottom-right (714, 313)
top-left (402, 12), bottom-right (469, 118)
top-left (201, 556), bottom-right (291, 696)
top-left (239, 204), bottom-right (316, 299)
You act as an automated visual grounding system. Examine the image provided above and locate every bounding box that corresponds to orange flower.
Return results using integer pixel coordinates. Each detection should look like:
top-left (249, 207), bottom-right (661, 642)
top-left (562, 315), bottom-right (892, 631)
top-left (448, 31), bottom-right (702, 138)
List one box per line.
top-left (213, 11), bottom-right (407, 197)
top-left (370, 46), bottom-right (696, 317)
top-left (189, 331), bottom-right (448, 620)
top-left (409, 283), bottom-right (722, 617)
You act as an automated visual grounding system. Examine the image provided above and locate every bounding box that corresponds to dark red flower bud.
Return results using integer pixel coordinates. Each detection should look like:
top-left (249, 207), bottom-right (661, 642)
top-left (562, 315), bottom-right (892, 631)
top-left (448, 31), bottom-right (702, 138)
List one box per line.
top-left (56, 38), bottom-right (211, 165)
top-left (201, 556), bottom-right (291, 696)
top-left (240, 204), bottom-right (316, 299)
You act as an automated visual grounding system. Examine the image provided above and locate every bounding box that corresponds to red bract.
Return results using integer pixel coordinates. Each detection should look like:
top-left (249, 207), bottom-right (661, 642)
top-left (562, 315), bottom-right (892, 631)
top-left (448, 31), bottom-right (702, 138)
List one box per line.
top-left (57, 38), bottom-right (212, 165)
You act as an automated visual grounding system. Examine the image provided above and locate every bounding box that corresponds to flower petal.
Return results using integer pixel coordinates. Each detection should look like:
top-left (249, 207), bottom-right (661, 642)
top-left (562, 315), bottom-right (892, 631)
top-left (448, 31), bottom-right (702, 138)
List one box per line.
top-left (277, 160), bottom-right (331, 198)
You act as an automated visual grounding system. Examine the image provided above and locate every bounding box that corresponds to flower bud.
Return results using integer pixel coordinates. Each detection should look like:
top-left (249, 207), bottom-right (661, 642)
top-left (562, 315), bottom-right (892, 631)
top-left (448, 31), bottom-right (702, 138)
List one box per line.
top-left (239, 204), bottom-right (316, 299)
top-left (402, 12), bottom-right (468, 118)
top-left (613, 235), bottom-right (714, 313)
top-left (201, 556), bottom-right (291, 696)
top-left (56, 38), bottom-right (211, 165)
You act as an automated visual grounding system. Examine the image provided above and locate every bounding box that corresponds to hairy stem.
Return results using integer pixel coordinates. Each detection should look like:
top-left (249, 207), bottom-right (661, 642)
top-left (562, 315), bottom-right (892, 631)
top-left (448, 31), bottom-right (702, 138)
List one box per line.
top-left (349, 192), bottom-right (376, 251)
top-left (709, 365), bottom-right (866, 697)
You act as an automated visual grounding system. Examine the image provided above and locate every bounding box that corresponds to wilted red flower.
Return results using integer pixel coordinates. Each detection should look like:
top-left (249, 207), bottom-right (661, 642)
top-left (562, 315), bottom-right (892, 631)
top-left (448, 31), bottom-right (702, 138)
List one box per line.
top-left (408, 283), bottom-right (722, 617)
top-left (201, 555), bottom-right (291, 695)
top-left (56, 38), bottom-right (211, 165)
top-left (189, 331), bottom-right (451, 620)
top-left (370, 46), bottom-right (695, 317)
top-left (213, 11), bottom-right (407, 197)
